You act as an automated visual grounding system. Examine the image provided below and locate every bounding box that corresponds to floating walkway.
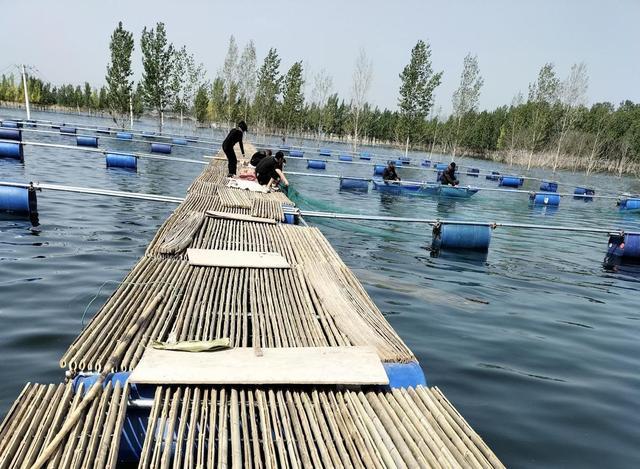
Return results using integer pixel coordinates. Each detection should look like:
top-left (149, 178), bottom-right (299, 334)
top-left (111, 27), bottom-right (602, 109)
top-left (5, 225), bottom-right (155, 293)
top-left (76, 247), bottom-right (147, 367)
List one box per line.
top-left (0, 143), bottom-right (504, 467)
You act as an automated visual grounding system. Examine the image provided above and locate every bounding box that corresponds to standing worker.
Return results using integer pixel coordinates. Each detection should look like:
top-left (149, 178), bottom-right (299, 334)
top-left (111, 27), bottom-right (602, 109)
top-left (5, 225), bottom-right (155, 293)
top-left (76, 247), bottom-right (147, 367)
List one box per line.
top-left (222, 120), bottom-right (248, 177)
top-left (440, 162), bottom-right (459, 186)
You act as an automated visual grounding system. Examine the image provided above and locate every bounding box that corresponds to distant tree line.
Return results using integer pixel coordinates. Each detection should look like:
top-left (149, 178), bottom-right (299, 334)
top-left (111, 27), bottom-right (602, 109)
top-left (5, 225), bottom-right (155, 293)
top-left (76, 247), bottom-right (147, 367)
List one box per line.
top-left (2, 21), bottom-right (639, 173)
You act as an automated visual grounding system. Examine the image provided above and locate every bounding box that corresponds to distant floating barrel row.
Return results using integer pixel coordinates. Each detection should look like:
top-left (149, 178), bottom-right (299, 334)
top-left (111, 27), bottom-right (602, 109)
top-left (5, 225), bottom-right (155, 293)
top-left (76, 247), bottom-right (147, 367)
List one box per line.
top-left (172, 137), bottom-right (188, 145)
top-left (150, 143), bottom-right (172, 154)
top-left (422, 160), bottom-right (431, 167)
top-left (434, 163), bottom-right (448, 170)
top-left (0, 185), bottom-right (37, 215)
top-left (105, 152), bottom-right (137, 170)
top-left (186, 137), bottom-right (198, 143)
top-left (359, 152), bottom-right (371, 160)
top-left (142, 131), bottom-right (156, 138)
top-left (96, 127), bottom-right (111, 134)
top-left (619, 198), bottom-right (640, 211)
top-left (1, 121), bottom-right (20, 128)
top-left (289, 150), bottom-right (304, 157)
top-left (432, 224), bottom-right (491, 252)
top-left (486, 171), bottom-right (500, 181)
top-left (307, 159), bottom-right (326, 170)
top-left (466, 168), bottom-right (480, 177)
top-left (318, 148), bottom-right (331, 156)
top-left (0, 142), bottom-right (24, 160)
top-left (499, 176), bottom-right (523, 187)
top-left (0, 128), bottom-right (22, 141)
top-left (76, 135), bottom-right (98, 148)
top-left (530, 192), bottom-right (560, 206)
top-left (60, 126), bottom-right (77, 134)
top-left (117, 132), bottom-right (133, 140)
top-left (339, 154), bottom-right (352, 162)
top-left (339, 177), bottom-right (369, 192)
top-left (540, 181), bottom-right (558, 192)
top-left (373, 165), bottom-right (385, 176)
top-left (574, 187), bottom-right (595, 201)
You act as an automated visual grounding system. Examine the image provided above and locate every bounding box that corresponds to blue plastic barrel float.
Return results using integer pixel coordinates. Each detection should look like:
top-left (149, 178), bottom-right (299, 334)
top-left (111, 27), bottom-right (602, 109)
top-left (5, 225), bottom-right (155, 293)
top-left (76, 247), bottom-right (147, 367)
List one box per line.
top-left (619, 198), bottom-right (640, 211)
top-left (339, 177), bottom-right (369, 192)
top-left (106, 152), bottom-right (137, 170)
top-left (116, 131), bottom-right (133, 140)
top-left (142, 130), bottom-right (156, 138)
top-left (60, 126), bottom-right (77, 134)
top-left (319, 148), bottom-right (331, 156)
top-left (307, 159), bottom-right (326, 170)
top-left (605, 233), bottom-right (640, 268)
top-left (540, 180), bottom-right (558, 192)
top-left (289, 149), bottom-right (304, 158)
top-left (339, 154), bottom-right (352, 162)
top-left (530, 192), bottom-right (560, 206)
top-left (486, 171), bottom-right (500, 181)
top-left (359, 152), bottom-right (371, 160)
top-left (574, 187), bottom-right (595, 201)
top-left (0, 128), bottom-right (22, 141)
top-left (1, 120), bottom-right (20, 128)
top-left (383, 361), bottom-right (427, 388)
top-left (76, 135), bottom-right (98, 148)
top-left (150, 143), bottom-right (172, 154)
top-left (400, 157), bottom-right (411, 165)
top-left (0, 142), bottom-right (24, 160)
top-left (421, 160), bottom-right (431, 167)
top-left (373, 164), bottom-right (385, 176)
top-left (432, 223), bottom-right (491, 252)
top-left (172, 137), bottom-right (188, 145)
top-left (435, 162), bottom-right (448, 170)
top-left (466, 168), bottom-right (480, 177)
top-left (0, 185), bottom-right (36, 215)
top-left (499, 175), bottom-right (523, 187)
top-left (186, 136), bottom-right (198, 143)
top-left (24, 120), bottom-right (37, 128)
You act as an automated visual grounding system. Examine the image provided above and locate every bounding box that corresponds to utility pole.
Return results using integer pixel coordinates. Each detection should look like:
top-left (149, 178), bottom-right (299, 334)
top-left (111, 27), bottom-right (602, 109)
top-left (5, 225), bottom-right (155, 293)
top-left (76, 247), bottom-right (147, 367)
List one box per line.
top-left (21, 64), bottom-right (31, 120)
top-left (129, 95), bottom-right (134, 129)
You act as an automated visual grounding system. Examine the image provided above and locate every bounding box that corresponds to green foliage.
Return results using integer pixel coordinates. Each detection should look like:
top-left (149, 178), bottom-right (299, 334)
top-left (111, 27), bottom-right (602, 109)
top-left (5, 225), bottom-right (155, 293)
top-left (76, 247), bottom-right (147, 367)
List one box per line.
top-left (194, 85), bottom-right (209, 123)
top-left (254, 48), bottom-right (282, 130)
top-left (105, 21), bottom-right (134, 125)
top-left (280, 61), bottom-right (305, 135)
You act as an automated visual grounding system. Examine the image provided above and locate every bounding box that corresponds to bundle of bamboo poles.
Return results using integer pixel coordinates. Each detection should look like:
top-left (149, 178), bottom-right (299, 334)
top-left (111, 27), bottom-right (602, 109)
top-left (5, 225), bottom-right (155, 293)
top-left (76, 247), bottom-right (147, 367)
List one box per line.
top-left (251, 198), bottom-right (285, 221)
top-left (157, 211), bottom-right (206, 255)
top-left (139, 384), bottom-right (505, 469)
top-left (0, 382), bottom-right (128, 468)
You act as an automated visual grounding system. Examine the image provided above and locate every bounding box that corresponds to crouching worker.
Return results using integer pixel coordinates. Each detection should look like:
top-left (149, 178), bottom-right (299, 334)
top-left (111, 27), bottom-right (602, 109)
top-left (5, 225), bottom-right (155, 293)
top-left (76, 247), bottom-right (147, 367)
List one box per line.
top-left (250, 149), bottom-right (272, 168)
top-left (383, 161), bottom-right (401, 181)
top-left (256, 151), bottom-right (289, 190)
top-left (441, 162), bottom-right (459, 186)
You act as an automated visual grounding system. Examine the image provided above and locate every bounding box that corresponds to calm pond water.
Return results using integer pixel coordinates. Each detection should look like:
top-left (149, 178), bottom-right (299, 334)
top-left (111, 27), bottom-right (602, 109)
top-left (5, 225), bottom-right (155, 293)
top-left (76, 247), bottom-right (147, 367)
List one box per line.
top-left (1, 110), bottom-right (639, 468)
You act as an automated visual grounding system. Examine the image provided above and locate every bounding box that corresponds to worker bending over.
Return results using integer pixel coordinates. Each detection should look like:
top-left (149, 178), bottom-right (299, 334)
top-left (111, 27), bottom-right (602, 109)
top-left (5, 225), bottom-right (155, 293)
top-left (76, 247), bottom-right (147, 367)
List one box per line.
top-left (441, 162), bottom-right (459, 186)
top-left (222, 120), bottom-right (247, 177)
top-left (250, 149), bottom-right (272, 167)
top-left (383, 161), bottom-right (401, 181)
top-left (256, 151), bottom-right (289, 190)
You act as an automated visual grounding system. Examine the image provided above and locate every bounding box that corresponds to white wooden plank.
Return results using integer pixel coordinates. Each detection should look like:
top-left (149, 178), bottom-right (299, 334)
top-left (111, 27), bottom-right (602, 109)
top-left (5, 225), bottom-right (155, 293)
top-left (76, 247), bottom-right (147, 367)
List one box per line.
top-left (187, 249), bottom-right (290, 268)
top-left (206, 211), bottom-right (277, 225)
top-left (129, 346), bottom-right (389, 386)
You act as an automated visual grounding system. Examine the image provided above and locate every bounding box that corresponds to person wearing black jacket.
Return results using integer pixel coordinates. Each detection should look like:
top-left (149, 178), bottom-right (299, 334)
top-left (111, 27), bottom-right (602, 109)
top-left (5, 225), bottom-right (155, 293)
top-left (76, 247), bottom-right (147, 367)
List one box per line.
top-left (256, 151), bottom-right (289, 190)
top-left (250, 149), bottom-right (272, 167)
top-left (382, 162), bottom-right (401, 181)
top-left (222, 120), bottom-right (247, 176)
top-left (441, 162), bottom-right (459, 186)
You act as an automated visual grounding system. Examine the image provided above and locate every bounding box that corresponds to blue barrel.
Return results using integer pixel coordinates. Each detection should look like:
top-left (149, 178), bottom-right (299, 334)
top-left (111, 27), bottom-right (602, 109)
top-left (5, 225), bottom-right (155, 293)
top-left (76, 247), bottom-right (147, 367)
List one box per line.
top-left (289, 150), bottom-right (304, 157)
top-left (435, 162), bottom-right (448, 170)
top-left (499, 176), bottom-right (522, 187)
top-left (150, 143), bottom-right (172, 154)
top-left (60, 126), bottom-right (76, 134)
top-left (339, 154), bottom-right (352, 162)
top-left (360, 152), bottom-right (371, 160)
top-left (0, 142), bottom-right (24, 160)
top-left (574, 187), bottom-right (595, 201)
top-left (619, 198), bottom-right (640, 211)
top-left (540, 181), bottom-right (558, 192)
top-left (24, 120), bottom-right (37, 128)
top-left (186, 136), bottom-right (198, 143)
top-left (106, 153), bottom-right (137, 170)
top-left (466, 168), bottom-right (480, 177)
top-left (142, 131), bottom-right (156, 137)
top-left (401, 159), bottom-right (411, 166)
top-left (373, 165), bottom-right (385, 176)
top-left (319, 148), bottom-right (331, 156)
top-left (284, 213), bottom-right (295, 224)
top-left (307, 159), bottom-right (326, 170)
top-left (0, 186), bottom-right (32, 214)
top-left (339, 177), bottom-right (369, 192)
top-left (531, 192), bottom-right (560, 206)
top-left (383, 361), bottom-right (427, 388)
top-left (620, 233), bottom-right (640, 257)
top-left (607, 233), bottom-right (640, 260)
top-left (117, 132), bottom-right (133, 140)
top-left (1, 121), bottom-right (19, 128)
top-left (172, 137), bottom-right (188, 145)
top-left (433, 224), bottom-right (491, 251)
top-left (51, 123), bottom-right (61, 130)
top-left (96, 127), bottom-right (111, 134)
top-left (486, 171), bottom-right (500, 181)
top-left (0, 128), bottom-right (22, 141)
top-left (422, 160), bottom-right (431, 167)
top-left (76, 135), bottom-right (98, 147)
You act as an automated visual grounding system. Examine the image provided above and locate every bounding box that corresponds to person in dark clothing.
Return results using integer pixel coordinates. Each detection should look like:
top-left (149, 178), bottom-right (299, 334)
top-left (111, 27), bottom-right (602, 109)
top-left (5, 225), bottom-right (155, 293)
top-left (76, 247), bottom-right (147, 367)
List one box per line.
top-left (250, 149), bottom-right (272, 167)
top-left (256, 151), bottom-right (289, 190)
top-left (382, 162), bottom-right (401, 181)
top-left (441, 162), bottom-right (459, 186)
top-left (222, 120), bottom-right (248, 176)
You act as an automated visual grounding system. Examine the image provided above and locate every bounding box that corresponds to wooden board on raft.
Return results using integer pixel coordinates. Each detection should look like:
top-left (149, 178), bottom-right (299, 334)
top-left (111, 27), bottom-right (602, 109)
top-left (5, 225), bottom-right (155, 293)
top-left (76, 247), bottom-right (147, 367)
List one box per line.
top-left (187, 248), bottom-right (290, 268)
top-left (206, 210), bottom-right (277, 224)
top-left (129, 346), bottom-right (389, 385)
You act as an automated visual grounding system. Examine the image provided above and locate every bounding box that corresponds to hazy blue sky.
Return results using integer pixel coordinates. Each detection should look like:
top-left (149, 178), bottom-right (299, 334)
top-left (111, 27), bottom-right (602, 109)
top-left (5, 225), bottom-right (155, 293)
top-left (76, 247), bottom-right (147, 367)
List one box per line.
top-left (1, 0), bottom-right (638, 114)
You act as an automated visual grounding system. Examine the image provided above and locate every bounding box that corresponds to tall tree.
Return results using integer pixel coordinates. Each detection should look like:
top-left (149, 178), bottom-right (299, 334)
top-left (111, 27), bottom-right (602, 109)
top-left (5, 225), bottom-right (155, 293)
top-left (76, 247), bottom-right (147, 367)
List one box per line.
top-left (194, 85), bottom-right (210, 124)
top-left (311, 68), bottom-right (333, 142)
top-left (280, 61), bottom-right (305, 137)
top-left (526, 63), bottom-right (559, 169)
top-left (451, 53), bottom-right (483, 158)
top-left (350, 48), bottom-right (373, 151)
top-left (222, 35), bottom-right (239, 125)
top-left (208, 76), bottom-right (226, 123)
top-left (140, 22), bottom-right (175, 132)
top-left (553, 62), bottom-right (589, 171)
top-left (238, 40), bottom-right (257, 121)
top-left (171, 46), bottom-right (205, 128)
top-left (397, 40), bottom-right (443, 153)
top-left (253, 48), bottom-right (282, 131)
top-left (105, 21), bottom-right (134, 127)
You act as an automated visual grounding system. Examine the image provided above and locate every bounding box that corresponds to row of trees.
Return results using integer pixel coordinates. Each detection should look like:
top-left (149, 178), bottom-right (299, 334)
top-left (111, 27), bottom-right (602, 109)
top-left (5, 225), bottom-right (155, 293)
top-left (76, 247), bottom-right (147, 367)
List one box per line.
top-left (2, 21), bottom-right (639, 173)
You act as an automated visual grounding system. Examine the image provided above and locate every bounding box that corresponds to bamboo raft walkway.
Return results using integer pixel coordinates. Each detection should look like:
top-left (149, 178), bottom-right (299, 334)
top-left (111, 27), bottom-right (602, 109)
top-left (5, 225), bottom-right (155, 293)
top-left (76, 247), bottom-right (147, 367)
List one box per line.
top-left (0, 144), bottom-right (505, 468)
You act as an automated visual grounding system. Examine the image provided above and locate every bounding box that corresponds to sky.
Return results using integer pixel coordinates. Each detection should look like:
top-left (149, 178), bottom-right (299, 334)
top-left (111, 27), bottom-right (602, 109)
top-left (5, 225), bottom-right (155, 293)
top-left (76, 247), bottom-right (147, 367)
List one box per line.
top-left (1, 0), bottom-right (639, 115)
